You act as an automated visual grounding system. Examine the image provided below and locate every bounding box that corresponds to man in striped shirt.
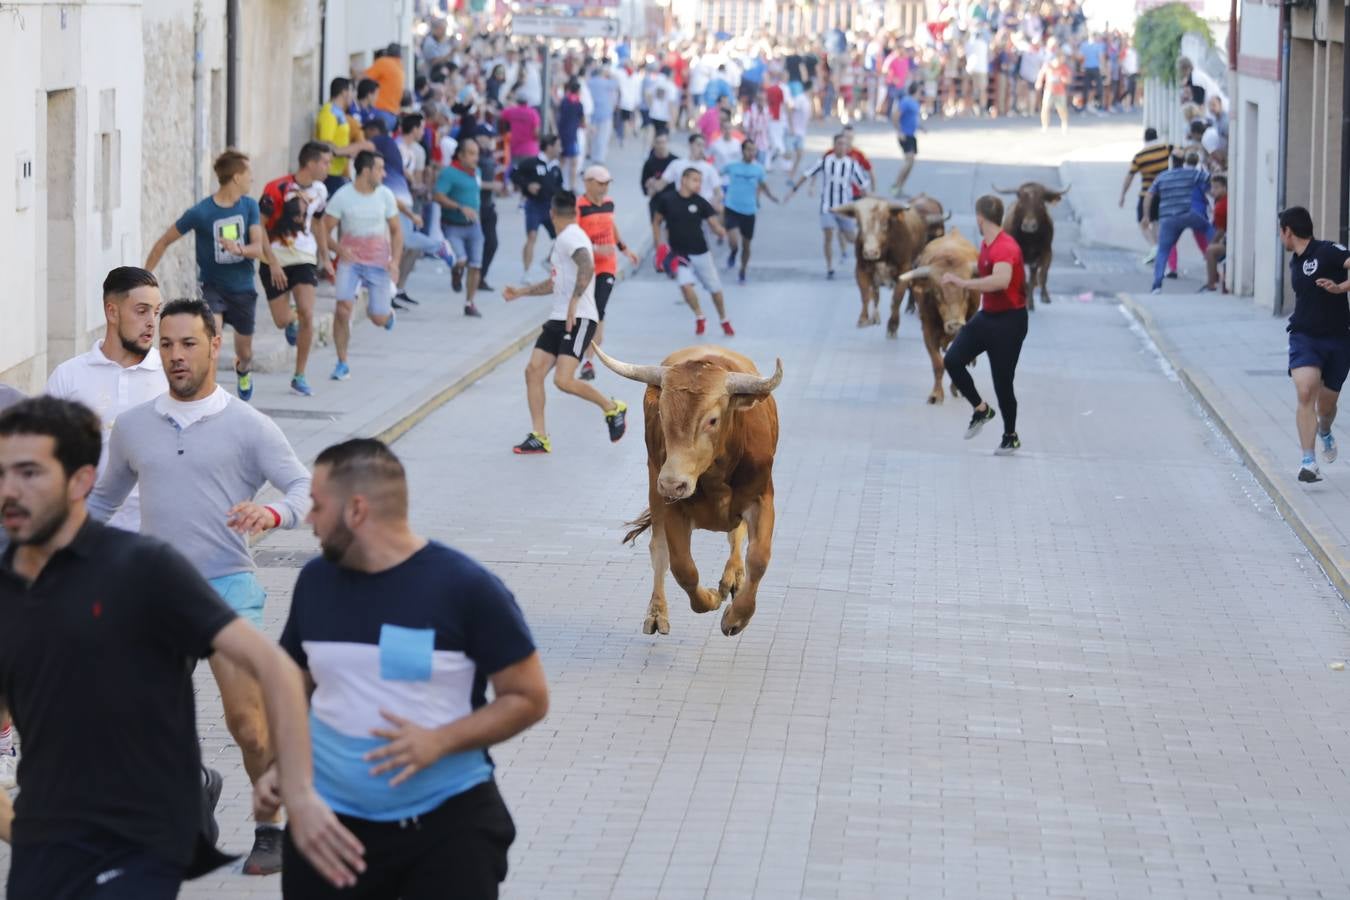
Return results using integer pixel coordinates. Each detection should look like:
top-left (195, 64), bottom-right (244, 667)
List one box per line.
top-left (787, 133), bottom-right (872, 280)
top-left (1120, 128), bottom-right (1177, 266)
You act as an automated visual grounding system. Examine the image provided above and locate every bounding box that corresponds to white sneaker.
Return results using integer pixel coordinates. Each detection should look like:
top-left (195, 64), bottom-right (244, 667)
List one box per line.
top-left (1321, 430), bottom-right (1338, 464)
top-left (1142, 248), bottom-right (1157, 264)
top-left (1299, 461), bottom-right (1323, 483)
top-left (0, 749), bottom-right (16, 789)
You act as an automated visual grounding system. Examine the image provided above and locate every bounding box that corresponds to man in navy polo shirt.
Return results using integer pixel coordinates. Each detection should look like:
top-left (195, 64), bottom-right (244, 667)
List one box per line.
top-left (262, 438), bottom-right (548, 899)
top-left (1278, 206), bottom-right (1350, 483)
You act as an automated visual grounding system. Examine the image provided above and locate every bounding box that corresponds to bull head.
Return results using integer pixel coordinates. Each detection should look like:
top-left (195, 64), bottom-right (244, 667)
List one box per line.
top-left (595, 347), bottom-right (783, 501)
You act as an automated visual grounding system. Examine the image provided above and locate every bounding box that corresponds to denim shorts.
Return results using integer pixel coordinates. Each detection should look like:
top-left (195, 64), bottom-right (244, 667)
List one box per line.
top-left (444, 221), bottom-right (485, 268)
top-left (209, 571), bottom-right (267, 628)
top-left (336, 262), bottom-right (393, 316)
top-left (524, 199), bottom-right (556, 236)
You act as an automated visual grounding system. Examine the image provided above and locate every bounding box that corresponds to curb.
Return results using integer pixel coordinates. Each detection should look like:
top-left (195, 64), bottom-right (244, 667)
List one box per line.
top-left (1118, 292), bottom-right (1350, 599)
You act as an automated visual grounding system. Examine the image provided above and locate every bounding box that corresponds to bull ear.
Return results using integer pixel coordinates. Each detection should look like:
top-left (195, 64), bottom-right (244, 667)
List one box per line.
top-left (831, 203), bottom-right (857, 219)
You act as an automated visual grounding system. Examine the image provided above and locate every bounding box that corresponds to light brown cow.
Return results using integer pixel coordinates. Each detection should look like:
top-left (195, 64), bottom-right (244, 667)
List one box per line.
top-left (596, 345), bottom-right (782, 638)
top-left (898, 229), bottom-right (981, 404)
top-left (831, 197), bottom-right (928, 332)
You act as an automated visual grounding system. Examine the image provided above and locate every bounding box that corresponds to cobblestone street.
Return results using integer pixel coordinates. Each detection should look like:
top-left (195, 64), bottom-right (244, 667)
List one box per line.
top-left (5, 117), bottom-right (1350, 899)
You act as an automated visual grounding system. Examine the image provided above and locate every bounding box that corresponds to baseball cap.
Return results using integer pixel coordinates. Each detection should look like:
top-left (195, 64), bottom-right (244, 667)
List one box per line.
top-left (474, 122), bottom-right (498, 137)
top-left (582, 164), bottom-right (612, 183)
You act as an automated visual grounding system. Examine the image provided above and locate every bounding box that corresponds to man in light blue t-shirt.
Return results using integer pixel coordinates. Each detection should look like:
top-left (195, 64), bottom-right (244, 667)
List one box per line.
top-left (720, 139), bottom-right (780, 284)
top-left (1079, 34), bottom-right (1106, 111)
top-left (892, 84), bottom-right (923, 197)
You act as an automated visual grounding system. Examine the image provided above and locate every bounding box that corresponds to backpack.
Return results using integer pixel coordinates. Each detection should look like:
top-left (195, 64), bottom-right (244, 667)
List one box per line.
top-left (259, 174), bottom-right (299, 237)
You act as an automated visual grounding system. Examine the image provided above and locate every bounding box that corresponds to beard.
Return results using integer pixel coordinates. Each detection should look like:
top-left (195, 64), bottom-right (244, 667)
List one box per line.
top-left (119, 333), bottom-right (151, 360)
top-left (319, 519), bottom-right (356, 564)
top-left (3, 499), bottom-right (70, 548)
top-left (168, 367), bottom-right (208, 399)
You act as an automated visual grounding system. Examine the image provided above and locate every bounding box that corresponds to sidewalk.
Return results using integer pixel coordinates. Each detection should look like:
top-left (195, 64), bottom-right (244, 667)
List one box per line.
top-left (1122, 290), bottom-right (1350, 596)
top-left (216, 137), bottom-right (655, 466)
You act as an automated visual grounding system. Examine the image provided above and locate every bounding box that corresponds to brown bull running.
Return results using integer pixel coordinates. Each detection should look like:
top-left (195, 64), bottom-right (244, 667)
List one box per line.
top-left (831, 197), bottom-right (939, 334)
top-left (898, 229), bottom-right (982, 404)
top-left (992, 181), bottom-right (1071, 310)
top-left (596, 345), bottom-right (782, 638)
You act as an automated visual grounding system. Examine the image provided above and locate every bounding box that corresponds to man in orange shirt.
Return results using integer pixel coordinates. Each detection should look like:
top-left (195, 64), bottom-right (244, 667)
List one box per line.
top-left (365, 43), bottom-right (405, 131)
top-left (575, 165), bottom-right (639, 381)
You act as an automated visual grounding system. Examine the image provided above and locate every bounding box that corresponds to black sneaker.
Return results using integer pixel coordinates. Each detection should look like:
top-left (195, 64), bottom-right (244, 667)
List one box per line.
top-left (1165, 271), bottom-right (1179, 280)
top-left (464, 304), bottom-right (482, 318)
top-left (396, 291), bottom-right (420, 306)
top-left (727, 248), bottom-right (738, 269)
top-left (995, 433), bottom-right (1021, 455)
top-left (513, 432), bottom-right (551, 454)
top-left (579, 360), bottom-right (596, 381)
top-left (478, 281), bottom-right (495, 292)
top-left (392, 296), bottom-right (409, 310)
top-left (964, 406), bottom-right (997, 439)
top-left (452, 265), bottom-right (465, 292)
top-left (605, 399), bottom-right (628, 442)
top-left (200, 766), bottom-right (224, 848)
top-left (243, 824), bottom-right (283, 876)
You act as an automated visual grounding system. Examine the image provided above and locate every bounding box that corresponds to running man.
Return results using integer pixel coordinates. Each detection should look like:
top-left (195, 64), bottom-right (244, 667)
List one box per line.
top-left (318, 151), bottom-right (401, 382)
top-left (0, 397), bottom-right (363, 897)
top-left (787, 133), bottom-right (870, 280)
top-left (1144, 154), bottom-right (1210, 294)
top-left (891, 83), bottom-right (922, 198)
top-left (502, 191), bottom-right (629, 455)
top-left (509, 134), bottom-right (564, 275)
top-left (88, 299), bottom-right (316, 876)
top-left (575, 165), bottom-right (640, 381)
top-left (1277, 206), bottom-right (1350, 483)
top-left (45, 267), bottom-right (167, 530)
top-left (434, 139), bottom-right (487, 318)
top-left (145, 150), bottom-right (266, 402)
top-left (258, 141), bottom-right (332, 396)
top-left (652, 168), bottom-right (733, 336)
top-left (258, 437), bottom-right (549, 899)
top-left (939, 194), bottom-right (1030, 455)
top-left (1119, 127), bottom-right (1176, 266)
top-left (721, 139), bottom-right (780, 284)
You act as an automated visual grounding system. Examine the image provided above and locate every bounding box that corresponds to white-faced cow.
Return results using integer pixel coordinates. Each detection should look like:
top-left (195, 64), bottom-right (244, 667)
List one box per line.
top-left (831, 197), bottom-right (929, 332)
top-left (992, 181), bottom-right (1070, 310)
top-left (898, 229), bottom-right (981, 404)
top-left (596, 345), bottom-right (782, 638)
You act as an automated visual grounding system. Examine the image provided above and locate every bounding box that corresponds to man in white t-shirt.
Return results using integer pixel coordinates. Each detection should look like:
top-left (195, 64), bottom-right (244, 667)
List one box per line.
top-left (317, 150), bottom-right (401, 383)
top-left (964, 29), bottom-right (990, 115)
top-left (786, 89), bottom-right (812, 181)
top-left (657, 133), bottom-right (723, 207)
top-left (502, 190), bottom-right (629, 455)
top-left (45, 266), bottom-right (167, 531)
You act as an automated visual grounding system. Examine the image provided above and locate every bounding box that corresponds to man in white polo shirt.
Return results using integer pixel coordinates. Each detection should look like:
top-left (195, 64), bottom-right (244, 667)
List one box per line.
top-left (45, 266), bottom-right (167, 531)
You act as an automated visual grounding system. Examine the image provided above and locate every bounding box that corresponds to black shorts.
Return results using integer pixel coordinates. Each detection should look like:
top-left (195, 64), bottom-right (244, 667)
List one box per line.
top-left (724, 209), bottom-right (757, 240)
top-left (651, 120), bottom-right (670, 137)
top-left (6, 830), bottom-right (191, 900)
top-left (259, 262), bottom-right (319, 301)
top-left (617, 108), bottom-right (634, 125)
top-left (898, 134), bottom-right (918, 155)
top-left (201, 284), bottom-right (258, 336)
top-left (535, 317), bottom-right (598, 360)
top-left (595, 273), bottom-right (615, 320)
top-left (1136, 192), bottom-right (1161, 223)
top-left (1289, 332), bottom-right (1350, 391)
top-left (281, 780), bottom-right (515, 900)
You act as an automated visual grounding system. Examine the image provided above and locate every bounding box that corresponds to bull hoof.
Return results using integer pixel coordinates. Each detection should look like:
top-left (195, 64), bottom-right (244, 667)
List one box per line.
top-left (642, 612), bottom-right (670, 635)
top-left (1042, 294), bottom-right (1053, 305)
top-left (720, 607), bottom-right (749, 637)
top-left (870, 312), bottom-right (880, 325)
top-left (856, 316), bottom-right (869, 328)
top-left (886, 329), bottom-right (898, 340)
top-left (719, 568), bottom-right (746, 603)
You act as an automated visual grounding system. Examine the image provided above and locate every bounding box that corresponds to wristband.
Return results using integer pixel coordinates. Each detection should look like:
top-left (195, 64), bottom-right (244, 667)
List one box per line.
top-left (617, 241), bottom-right (627, 252)
top-left (264, 506), bottom-right (281, 528)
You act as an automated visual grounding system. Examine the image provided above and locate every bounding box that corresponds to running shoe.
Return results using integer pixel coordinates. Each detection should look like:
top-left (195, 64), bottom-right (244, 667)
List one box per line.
top-left (236, 369), bottom-right (254, 402)
top-left (331, 361), bottom-right (351, 381)
top-left (738, 272), bottom-right (747, 284)
top-left (200, 766), bottom-right (223, 847)
top-left (479, 282), bottom-right (496, 292)
top-left (464, 303), bottom-right (482, 318)
top-left (1322, 430), bottom-right (1338, 463)
top-left (0, 747), bottom-right (16, 790)
top-left (1150, 287), bottom-right (1162, 295)
top-left (1165, 271), bottom-right (1178, 280)
top-left (696, 317), bottom-right (707, 336)
top-left (995, 433), bottom-right (1021, 455)
top-left (1299, 460), bottom-right (1323, 483)
top-left (826, 269), bottom-right (835, 280)
top-left (964, 405), bottom-right (997, 439)
top-left (437, 240), bottom-right (457, 269)
top-left (579, 360), bottom-right (596, 381)
top-left (1197, 285), bottom-right (1215, 294)
top-left (243, 824), bottom-right (284, 876)
top-left (290, 374), bottom-right (313, 397)
top-left (384, 310), bottom-right (396, 331)
top-left (1142, 247), bottom-right (1157, 264)
top-left (605, 399), bottom-right (628, 442)
top-left (727, 248), bottom-right (738, 269)
top-left (396, 291), bottom-right (421, 306)
top-left (513, 432), bottom-right (551, 454)
top-left (452, 265), bottom-right (465, 292)
top-left (284, 319), bottom-right (298, 347)
top-left (721, 320), bottom-right (736, 337)
top-left (392, 295), bottom-right (409, 310)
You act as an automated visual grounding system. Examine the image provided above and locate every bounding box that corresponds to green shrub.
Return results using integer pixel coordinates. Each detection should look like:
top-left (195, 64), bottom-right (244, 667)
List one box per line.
top-left (1134, 3), bottom-right (1215, 80)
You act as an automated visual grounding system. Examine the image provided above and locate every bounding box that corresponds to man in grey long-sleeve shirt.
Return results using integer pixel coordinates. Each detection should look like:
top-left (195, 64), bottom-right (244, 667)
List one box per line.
top-left (88, 299), bottom-right (309, 876)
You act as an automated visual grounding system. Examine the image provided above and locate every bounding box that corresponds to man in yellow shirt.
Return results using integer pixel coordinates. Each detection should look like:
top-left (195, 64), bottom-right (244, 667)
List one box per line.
top-left (365, 43), bottom-right (405, 129)
top-left (315, 78), bottom-right (373, 196)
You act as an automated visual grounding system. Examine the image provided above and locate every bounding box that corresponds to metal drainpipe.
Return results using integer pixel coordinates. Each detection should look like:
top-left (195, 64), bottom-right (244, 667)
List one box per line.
top-left (226, 0), bottom-right (240, 148)
top-left (193, 0), bottom-right (206, 194)
top-left (1340, 0), bottom-right (1349, 246)
top-left (1275, 0), bottom-right (1292, 315)
top-left (318, 0), bottom-right (328, 108)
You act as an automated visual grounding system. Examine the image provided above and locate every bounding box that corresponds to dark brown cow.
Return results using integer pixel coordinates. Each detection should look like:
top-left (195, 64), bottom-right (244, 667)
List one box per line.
top-left (596, 345), bottom-right (782, 638)
top-left (831, 197), bottom-right (930, 334)
top-left (898, 229), bottom-right (981, 404)
top-left (992, 181), bottom-right (1070, 310)
top-left (910, 193), bottom-right (951, 242)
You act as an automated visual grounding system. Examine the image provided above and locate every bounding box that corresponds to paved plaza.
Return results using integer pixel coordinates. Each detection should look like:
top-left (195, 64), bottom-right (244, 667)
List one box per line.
top-left (6, 117), bottom-right (1350, 899)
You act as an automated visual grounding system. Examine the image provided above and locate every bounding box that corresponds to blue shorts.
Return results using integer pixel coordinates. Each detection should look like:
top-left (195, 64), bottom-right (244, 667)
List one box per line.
top-left (524, 199), bottom-right (556, 237)
top-left (336, 262), bottom-right (393, 317)
top-left (443, 221), bottom-right (484, 268)
top-left (209, 571), bottom-right (267, 628)
top-left (1289, 332), bottom-right (1350, 392)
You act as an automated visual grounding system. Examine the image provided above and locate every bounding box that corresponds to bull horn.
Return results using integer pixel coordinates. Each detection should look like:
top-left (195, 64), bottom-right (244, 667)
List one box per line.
top-left (924, 213), bottom-right (946, 225)
top-left (942, 210), bottom-right (952, 222)
top-left (888, 199), bottom-right (910, 210)
top-left (991, 183), bottom-right (1019, 194)
top-left (1057, 182), bottom-right (1071, 195)
top-left (831, 202), bottom-right (857, 217)
top-left (725, 359), bottom-right (783, 395)
top-left (898, 265), bottom-right (933, 283)
top-left (593, 345), bottom-right (667, 386)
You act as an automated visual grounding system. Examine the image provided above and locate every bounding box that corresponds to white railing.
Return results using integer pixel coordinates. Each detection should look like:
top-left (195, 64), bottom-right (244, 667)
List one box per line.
top-left (1142, 76), bottom-right (1189, 144)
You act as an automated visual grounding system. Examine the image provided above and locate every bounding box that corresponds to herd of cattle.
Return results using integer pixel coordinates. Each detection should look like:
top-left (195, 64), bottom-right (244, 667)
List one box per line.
top-left (591, 181), bottom-right (1068, 638)
top-left (834, 182), bottom-right (1070, 404)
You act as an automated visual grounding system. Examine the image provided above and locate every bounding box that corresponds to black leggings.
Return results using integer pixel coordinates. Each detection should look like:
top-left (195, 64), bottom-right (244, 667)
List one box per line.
top-left (943, 308), bottom-right (1029, 435)
top-left (479, 200), bottom-right (499, 282)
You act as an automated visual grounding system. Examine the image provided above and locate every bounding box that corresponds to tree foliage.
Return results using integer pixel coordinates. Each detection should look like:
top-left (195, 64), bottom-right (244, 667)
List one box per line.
top-left (1134, 3), bottom-right (1215, 81)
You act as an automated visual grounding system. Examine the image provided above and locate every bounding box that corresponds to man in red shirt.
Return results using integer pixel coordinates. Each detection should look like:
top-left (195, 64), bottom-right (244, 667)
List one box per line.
top-left (1203, 174), bottom-right (1227, 292)
top-left (575, 165), bottom-right (639, 380)
top-left (939, 194), bottom-right (1030, 455)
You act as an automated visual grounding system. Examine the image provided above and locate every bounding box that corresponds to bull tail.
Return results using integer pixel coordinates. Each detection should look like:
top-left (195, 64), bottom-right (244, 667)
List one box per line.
top-left (622, 508), bottom-right (654, 545)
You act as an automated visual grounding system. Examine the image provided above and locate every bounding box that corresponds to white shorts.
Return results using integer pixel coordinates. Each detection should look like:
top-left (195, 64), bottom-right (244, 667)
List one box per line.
top-left (767, 120), bottom-right (786, 154)
top-left (676, 252), bottom-right (723, 293)
top-left (820, 211), bottom-right (858, 234)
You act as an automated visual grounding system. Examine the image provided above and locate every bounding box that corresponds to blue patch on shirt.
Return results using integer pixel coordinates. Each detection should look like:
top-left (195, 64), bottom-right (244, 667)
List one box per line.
top-left (379, 625), bottom-right (434, 681)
